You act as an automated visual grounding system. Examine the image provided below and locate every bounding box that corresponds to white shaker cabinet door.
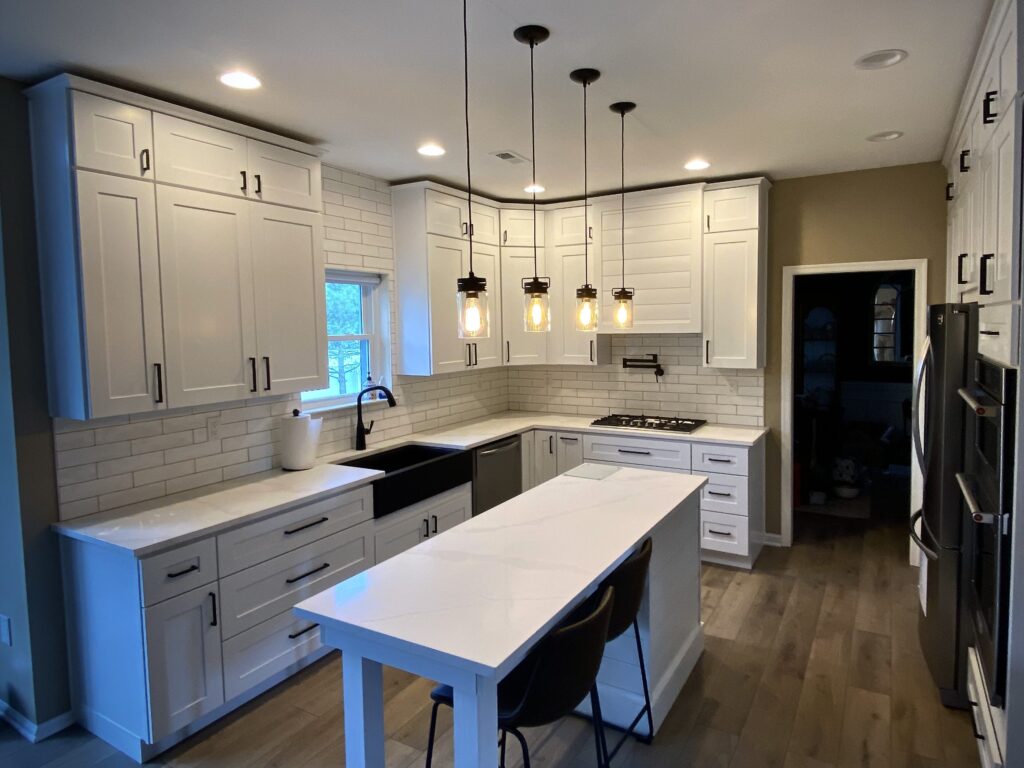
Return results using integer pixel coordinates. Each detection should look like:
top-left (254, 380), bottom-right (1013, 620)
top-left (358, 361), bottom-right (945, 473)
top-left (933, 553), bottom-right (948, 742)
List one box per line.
top-left (704, 185), bottom-right (759, 232)
top-left (501, 208), bottom-right (544, 247)
top-left (555, 432), bottom-right (583, 474)
top-left (548, 205), bottom-right (594, 247)
top-left (75, 171), bottom-right (165, 417)
top-left (71, 91), bottom-right (153, 177)
top-left (251, 206), bottom-right (328, 395)
top-left (703, 229), bottom-right (762, 369)
top-left (154, 113), bottom-right (249, 197)
top-left (430, 486), bottom-right (473, 535)
top-left (425, 190), bottom-right (470, 239)
top-left (547, 245), bottom-right (598, 366)
top-left (144, 585), bottom-right (224, 742)
top-left (463, 241), bottom-right (503, 369)
top-left (981, 114), bottom-right (1017, 304)
top-left (469, 202), bottom-right (501, 246)
top-left (426, 235), bottom-right (472, 374)
top-left (247, 140), bottom-right (322, 211)
top-left (501, 246), bottom-right (547, 365)
top-left (374, 510), bottom-right (429, 563)
top-left (157, 187), bottom-right (258, 407)
top-left (534, 430), bottom-right (558, 484)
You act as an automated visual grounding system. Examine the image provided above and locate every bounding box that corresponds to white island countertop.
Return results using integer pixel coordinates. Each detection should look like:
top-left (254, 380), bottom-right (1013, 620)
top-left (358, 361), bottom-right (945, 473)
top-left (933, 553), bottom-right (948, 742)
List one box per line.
top-left (295, 464), bottom-right (705, 675)
top-left (52, 463), bottom-right (382, 557)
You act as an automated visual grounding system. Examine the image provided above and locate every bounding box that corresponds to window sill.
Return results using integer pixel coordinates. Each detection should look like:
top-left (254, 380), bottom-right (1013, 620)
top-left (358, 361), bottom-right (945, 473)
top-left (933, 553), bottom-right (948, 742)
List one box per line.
top-left (301, 395), bottom-right (393, 417)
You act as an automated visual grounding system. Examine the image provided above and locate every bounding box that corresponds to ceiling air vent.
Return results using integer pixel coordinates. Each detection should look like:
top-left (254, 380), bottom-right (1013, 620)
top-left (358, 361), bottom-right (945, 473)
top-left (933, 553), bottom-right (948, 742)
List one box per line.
top-left (491, 149), bottom-right (529, 165)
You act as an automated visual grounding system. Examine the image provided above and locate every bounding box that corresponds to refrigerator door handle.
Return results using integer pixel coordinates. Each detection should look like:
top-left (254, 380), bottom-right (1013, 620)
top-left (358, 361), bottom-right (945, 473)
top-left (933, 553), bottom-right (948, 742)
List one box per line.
top-left (909, 509), bottom-right (940, 561)
top-left (911, 335), bottom-right (932, 478)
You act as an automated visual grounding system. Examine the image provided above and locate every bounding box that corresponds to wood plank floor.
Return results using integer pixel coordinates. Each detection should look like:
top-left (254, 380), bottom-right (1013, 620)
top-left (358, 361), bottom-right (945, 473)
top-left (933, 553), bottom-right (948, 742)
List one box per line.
top-left (2, 511), bottom-right (978, 767)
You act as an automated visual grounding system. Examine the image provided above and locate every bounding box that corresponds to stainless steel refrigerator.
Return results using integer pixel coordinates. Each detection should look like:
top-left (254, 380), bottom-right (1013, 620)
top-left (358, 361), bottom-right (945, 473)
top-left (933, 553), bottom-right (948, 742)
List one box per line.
top-left (911, 302), bottom-right (977, 708)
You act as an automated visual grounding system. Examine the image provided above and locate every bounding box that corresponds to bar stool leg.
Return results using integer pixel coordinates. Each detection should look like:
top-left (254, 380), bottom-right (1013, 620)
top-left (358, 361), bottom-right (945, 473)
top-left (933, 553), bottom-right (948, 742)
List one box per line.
top-left (589, 687), bottom-right (610, 767)
top-left (500, 729), bottom-right (507, 768)
top-left (507, 727), bottom-right (531, 768)
top-left (633, 619), bottom-right (654, 744)
top-left (425, 700), bottom-right (441, 768)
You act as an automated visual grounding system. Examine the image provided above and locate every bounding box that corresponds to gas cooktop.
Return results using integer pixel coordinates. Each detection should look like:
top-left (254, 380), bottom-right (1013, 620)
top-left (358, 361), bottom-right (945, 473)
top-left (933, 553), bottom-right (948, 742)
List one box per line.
top-left (590, 414), bottom-right (708, 433)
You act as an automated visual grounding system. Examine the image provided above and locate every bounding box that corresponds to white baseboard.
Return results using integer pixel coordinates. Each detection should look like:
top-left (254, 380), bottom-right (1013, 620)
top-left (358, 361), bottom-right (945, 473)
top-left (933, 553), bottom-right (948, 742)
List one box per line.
top-left (759, 532), bottom-right (785, 547)
top-left (0, 699), bottom-right (75, 743)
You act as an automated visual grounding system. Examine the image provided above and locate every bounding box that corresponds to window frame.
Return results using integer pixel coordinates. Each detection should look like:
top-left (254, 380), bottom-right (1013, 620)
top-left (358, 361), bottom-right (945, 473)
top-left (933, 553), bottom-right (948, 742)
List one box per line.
top-left (301, 269), bottom-right (389, 411)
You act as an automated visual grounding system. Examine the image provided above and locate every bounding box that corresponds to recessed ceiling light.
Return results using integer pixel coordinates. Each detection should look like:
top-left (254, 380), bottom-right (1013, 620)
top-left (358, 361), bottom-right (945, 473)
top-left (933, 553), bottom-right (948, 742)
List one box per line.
top-left (684, 158), bottom-right (711, 171)
top-left (417, 143), bottom-right (446, 157)
top-left (524, 184), bottom-right (545, 194)
top-left (219, 70), bottom-right (261, 90)
top-left (866, 130), bottom-right (904, 142)
top-left (855, 49), bottom-right (908, 70)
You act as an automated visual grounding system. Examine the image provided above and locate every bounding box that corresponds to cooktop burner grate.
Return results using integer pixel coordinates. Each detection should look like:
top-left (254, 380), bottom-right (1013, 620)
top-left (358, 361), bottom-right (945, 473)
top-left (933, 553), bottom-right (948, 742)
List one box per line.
top-left (590, 414), bottom-right (707, 433)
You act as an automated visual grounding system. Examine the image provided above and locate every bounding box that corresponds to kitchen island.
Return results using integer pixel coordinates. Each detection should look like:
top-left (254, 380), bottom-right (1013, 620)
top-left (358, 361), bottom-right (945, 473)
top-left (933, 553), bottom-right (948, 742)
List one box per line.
top-left (294, 464), bottom-right (705, 768)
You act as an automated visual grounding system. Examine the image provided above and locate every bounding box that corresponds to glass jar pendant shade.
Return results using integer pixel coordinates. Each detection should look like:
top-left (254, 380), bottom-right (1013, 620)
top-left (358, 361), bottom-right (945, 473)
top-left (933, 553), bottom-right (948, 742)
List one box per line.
top-left (515, 24), bottom-right (551, 333)
top-left (575, 285), bottom-right (599, 331)
top-left (610, 100), bottom-right (636, 330)
top-left (455, 0), bottom-right (489, 339)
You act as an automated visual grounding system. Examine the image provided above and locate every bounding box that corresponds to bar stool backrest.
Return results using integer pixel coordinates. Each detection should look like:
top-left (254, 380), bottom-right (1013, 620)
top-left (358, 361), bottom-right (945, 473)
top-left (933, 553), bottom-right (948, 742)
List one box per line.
top-left (600, 538), bottom-right (652, 641)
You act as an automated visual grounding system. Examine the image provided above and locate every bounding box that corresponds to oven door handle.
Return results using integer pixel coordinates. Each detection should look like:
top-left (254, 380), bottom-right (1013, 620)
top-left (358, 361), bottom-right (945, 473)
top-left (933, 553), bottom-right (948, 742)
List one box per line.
top-left (956, 472), bottom-right (996, 524)
top-left (911, 336), bottom-right (932, 478)
top-left (909, 509), bottom-right (939, 561)
top-left (958, 387), bottom-right (1000, 418)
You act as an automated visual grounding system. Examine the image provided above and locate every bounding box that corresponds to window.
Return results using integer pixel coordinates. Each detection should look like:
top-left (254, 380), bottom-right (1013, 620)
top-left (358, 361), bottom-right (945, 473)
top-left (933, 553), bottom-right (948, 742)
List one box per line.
top-left (872, 283), bottom-right (901, 362)
top-left (301, 271), bottom-right (387, 408)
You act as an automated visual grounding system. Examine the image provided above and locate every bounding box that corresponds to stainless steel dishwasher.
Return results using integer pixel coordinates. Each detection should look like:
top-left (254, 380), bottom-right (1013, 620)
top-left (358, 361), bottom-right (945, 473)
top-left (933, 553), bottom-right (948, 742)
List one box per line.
top-left (472, 435), bottom-right (522, 515)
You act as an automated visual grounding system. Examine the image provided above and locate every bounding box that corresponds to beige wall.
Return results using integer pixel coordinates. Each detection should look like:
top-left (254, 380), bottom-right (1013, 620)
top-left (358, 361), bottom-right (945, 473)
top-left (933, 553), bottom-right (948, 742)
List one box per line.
top-left (764, 162), bottom-right (948, 535)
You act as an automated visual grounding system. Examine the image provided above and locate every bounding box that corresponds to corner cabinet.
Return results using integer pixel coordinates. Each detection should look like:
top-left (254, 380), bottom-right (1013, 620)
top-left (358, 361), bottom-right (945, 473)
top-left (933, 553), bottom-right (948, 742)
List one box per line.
top-left (701, 179), bottom-right (769, 369)
top-left (27, 74), bottom-right (326, 418)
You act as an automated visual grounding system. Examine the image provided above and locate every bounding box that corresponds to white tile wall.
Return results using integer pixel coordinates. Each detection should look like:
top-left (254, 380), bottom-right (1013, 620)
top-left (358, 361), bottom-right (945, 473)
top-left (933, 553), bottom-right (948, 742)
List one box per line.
top-left (508, 335), bottom-right (764, 426)
top-left (52, 171), bottom-right (764, 521)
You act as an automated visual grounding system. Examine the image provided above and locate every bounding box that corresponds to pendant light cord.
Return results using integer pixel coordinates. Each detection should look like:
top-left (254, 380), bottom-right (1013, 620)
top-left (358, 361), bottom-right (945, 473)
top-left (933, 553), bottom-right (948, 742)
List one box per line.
top-left (463, 0), bottom-right (474, 274)
top-left (530, 38), bottom-right (539, 279)
top-left (620, 110), bottom-right (625, 291)
top-left (582, 80), bottom-right (589, 286)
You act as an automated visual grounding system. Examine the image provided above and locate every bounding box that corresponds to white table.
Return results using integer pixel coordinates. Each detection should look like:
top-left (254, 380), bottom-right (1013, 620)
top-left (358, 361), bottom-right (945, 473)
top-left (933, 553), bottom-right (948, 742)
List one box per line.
top-left (294, 464), bottom-right (705, 768)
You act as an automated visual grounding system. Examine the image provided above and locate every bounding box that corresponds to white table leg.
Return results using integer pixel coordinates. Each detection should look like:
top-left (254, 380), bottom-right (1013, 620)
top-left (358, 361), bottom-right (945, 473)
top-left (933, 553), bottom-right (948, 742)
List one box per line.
top-left (342, 651), bottom-right (385, 768)
top-left (452, 673), bottom-right (499, 768)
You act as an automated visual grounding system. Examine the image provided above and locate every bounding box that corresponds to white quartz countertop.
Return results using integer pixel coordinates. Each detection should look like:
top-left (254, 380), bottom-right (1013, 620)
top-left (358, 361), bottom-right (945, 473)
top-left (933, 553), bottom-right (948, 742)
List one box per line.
top-left (294, 465), bottom-right (706, 676)
top-left (52, 464), bottom-right (382, 557)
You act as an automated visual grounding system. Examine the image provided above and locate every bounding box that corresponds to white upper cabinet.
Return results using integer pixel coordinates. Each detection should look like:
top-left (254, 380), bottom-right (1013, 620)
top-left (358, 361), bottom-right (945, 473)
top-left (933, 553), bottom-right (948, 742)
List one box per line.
top-left (469, 202), bottom-right (501, 246)
top-left (424, 234), bottom-right (470, 375)
top-left (501, 208), bottom-right (544, 247)
top-left (548, 205), bottom-right (593, 247)
top-left (467, 242), bottom-right (503, 369)
top-left (598, 186), bottom-right (703, 334)
top-left (704, 185), bottom-right (759, 232)
top-left (547, 245), bottom-right (598, 366)
top-left (251, 207), bottom-right (328, 395)
top-left (424, 189), bottom-right (498, 245)
top-left (76, 171), bottom-right (165, 418)
top-left (157, 187), bottom-right (258, 407)
top-left (154, 113), bottom-right (250, 197)
top-left (500, 246), bottom-right (547, 365)
top-left (980, 114), bottom-right (1016, 304)
top-left (71, 91), bottom-right (153, 178)
top-left (703, 230), bottom-right (763, 369)
top-left (247, 140), bottom-right (323, 211)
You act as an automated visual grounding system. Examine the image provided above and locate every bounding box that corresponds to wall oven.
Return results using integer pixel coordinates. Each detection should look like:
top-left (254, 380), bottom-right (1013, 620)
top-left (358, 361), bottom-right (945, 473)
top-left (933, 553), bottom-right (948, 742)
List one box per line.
top-left (957, 356), bottom-right (1016, 706)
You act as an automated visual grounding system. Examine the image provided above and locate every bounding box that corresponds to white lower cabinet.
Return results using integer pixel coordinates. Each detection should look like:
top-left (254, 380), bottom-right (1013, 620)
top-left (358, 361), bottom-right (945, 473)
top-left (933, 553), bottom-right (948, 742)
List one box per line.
top-left (143, 585), bottom-right (224, 741)
top-left (555, 432), bottom-right (584, 473)
top-left (521, 430), bottom-right (537, 490)
top-left (222, 610), bottom-right (323, 701)
top-left (373, 484), bottom-right (473, 563)
top-left (698, 511), bottom-right (750, 558)
top-left (531, 430), bottom-right (583, 484)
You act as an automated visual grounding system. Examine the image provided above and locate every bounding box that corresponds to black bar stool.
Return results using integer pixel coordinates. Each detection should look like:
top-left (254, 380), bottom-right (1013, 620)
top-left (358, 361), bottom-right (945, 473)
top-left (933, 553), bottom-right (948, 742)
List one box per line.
top-left (590, 537), bottom-right (654, 765)
top-left (425, 585), bottom-right (616, 768)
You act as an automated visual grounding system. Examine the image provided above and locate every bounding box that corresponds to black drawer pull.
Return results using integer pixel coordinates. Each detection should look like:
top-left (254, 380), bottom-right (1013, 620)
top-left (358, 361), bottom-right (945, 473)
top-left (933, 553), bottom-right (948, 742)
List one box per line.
top-left (980, 330), bottom-right (1001, 336)
top-left (432, 514), bottom-right (438, 534)
top-left (284, 516), bottom-right (329, 536)
top-left (707, 490), bottom-right (733, 498)
top-left (706, 457), bottom-right (733, 463)
top-left (167, 564), bottom-right (199, 579)
top-left (559, 436), bottom-right (579, 442)
top-left (286, 563), bottom-right (330, 584)
top-left (423, 518), bottom-right (430, 537)
top-left (708, 528), bottom-right (733, 537)
top-left (154, 362), bottom-right (164, 404)
top-left (209, 591), bottom-right (218, 627)
top-left (618, 448), bottom-right (651, 456)
top-left (288, 623), bottom-right (320, 640)
top-left (249, 357), bottom-right (258, 393)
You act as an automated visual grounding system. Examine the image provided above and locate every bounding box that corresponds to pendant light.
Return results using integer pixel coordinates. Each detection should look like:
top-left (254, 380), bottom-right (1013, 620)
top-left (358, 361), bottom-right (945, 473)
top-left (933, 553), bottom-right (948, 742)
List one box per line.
top-left (570, 68), bottom-right (600, 332)
top-left (609, 101), bottom-right (636, 330)
top-left (456, 0), bottom-right (489, 339)
top-left (515, 25), bottom-right (551, 333)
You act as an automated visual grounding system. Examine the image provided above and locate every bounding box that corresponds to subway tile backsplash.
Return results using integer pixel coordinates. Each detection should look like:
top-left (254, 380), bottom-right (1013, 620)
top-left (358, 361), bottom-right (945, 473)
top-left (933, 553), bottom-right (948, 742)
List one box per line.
top-left (52, 168), bottom-right (763, 521)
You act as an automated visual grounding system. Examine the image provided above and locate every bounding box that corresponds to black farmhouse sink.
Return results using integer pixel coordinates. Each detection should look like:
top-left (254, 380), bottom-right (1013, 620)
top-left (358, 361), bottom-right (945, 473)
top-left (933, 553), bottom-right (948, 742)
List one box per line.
top-left (337, 444), bottom-right (471, 518)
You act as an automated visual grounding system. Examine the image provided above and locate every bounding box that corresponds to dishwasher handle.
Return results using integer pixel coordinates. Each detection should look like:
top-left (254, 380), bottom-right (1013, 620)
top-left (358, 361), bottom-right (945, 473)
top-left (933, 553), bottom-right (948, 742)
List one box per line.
top-left (478, 437), bottom-right (521, 456)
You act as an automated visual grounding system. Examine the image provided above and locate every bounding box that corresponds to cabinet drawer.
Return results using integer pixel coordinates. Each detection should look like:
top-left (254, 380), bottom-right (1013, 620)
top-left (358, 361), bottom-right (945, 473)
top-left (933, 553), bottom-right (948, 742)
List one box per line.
top-left (222, 609), bottom-right (324, 701)
top-left (140, 538), bottom-right (218, 606)
top-left (217, 486), bottom-right (372, 576)
top-left (979, 302), bottom-right (1019, 367)
top-left (219, 522), bottom-right (373, 639)
top-left (583, 434), bottom-right (691, 471)
top-left (700, 511), bottom-right (749, 556)
top-left (698, 472), bottom-right (749, 516)
top-left (692, 443), bottom-right (748, 476)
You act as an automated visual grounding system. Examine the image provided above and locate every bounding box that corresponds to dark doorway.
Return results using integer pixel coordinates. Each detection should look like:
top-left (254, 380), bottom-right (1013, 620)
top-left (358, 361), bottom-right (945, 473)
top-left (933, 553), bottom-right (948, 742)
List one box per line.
top-left (792, 269), bottom-right (915, 530)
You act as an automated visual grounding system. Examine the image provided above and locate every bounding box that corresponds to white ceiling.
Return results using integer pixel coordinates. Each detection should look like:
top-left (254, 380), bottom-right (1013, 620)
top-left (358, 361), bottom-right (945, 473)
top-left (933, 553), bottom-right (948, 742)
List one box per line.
top-left (0, 0), bottom-right (992, 199)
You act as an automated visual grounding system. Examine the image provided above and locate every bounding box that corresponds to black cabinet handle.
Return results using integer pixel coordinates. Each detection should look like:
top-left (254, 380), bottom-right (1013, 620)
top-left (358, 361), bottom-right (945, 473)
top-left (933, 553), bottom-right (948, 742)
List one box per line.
top-left (707, 457), bottom-right (733, 463)
top-left (707, 490), bottom-right (733, 498)
top-left (590, 340), bottom-right (595, 362)
top-left (588, 225), bottom-right (594, 240)
top-left (288, 623), bottom-right (320, 640)
top-left (708, 528), bottom-right (733, 537)
top-left (549, 435), bottom-right (554, 454)
top-left (960, 150), bottom-right (971, 172)
top-left (466, 344), bottom-right (472, 366)
top-left (284, 516), bottom-right (329, 536)
top-left (506, 340), bottom-right (510, 363)
top-left (706, 214), bottom-right (711, 231)
top-left (140, 148), bottom-right (151, 175)
top-left (957, 253), bottom-right (968, 285)
top-left (154, 363), bottom-right (164, 404)
top-left (209, 591), bottom-right (218, 627)
top-left (263, 356), bottom-right (272, 390)
top-left (618, 448), bottom-right (652, 456)
top-left (423, 518), bottom-right (430, 537)
top-left (980, 254), bottom-right (994, 295)
top-left (946, 182), bottom-right (955, 201)
top-left (461, 222), bottom-right (469, 236)
top-left (254, 173), bottom-right (262, 194)
top-left (472, 343), bottom-right (477, 366)
top-left (980, 330), bottom-right (1001, 336)
top-left (167, 563), bottom-right (199, 579)
top-left (705, 339), bottom-right (711, 365)
top-left (240, 170), bottom-right (248, 192)
top-left (559, 436), bottom-right (579, 442)
top-left (249, 357), bottom-right (258, 393)
top-left (286, 563), bottom-right (330, 584)
top-left (432, 515), bottom-right (438, 534)
top-left (983, 90), bottom-right (998, 124)
top-left (503, 230), bottom-right (508, 244)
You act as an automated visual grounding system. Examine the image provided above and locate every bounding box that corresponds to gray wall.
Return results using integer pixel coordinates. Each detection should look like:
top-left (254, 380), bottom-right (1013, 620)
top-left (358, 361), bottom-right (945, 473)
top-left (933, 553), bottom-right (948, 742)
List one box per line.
top-left (0, 75), bottom-right (69, 726)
